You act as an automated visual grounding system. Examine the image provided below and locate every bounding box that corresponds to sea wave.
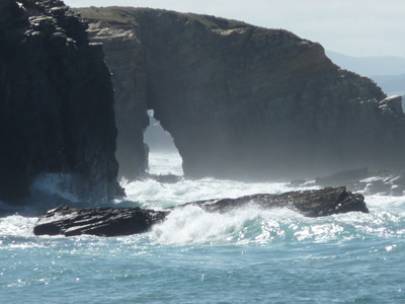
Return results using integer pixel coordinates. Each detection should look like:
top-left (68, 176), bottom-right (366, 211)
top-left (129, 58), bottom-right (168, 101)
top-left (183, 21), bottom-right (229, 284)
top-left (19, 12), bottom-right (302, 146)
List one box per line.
top-left (1, 192), bottom-right (404, 248)
top-left (1, 152), bottom-right (404, 247)
top-left (148, 200), bottom-right (405, 246)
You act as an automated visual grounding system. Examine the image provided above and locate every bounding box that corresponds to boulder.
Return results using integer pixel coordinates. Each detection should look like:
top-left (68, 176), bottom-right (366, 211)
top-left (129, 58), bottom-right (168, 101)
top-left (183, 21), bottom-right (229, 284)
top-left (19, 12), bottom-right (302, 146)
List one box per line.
top-left (186, 187), bottom-right (368, 217)
top-left (34, 206), bottom-right (169, 237)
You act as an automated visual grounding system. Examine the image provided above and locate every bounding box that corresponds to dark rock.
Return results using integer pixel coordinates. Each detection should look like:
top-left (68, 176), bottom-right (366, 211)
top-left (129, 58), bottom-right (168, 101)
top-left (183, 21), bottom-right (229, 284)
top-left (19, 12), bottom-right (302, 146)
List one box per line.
top-left (78, 7), bottom-right (405, 181)
top-left (403, 95), bottom-right (405, 111)
top-left (34, 187), bottom-right (368, 237)
top-left (0, 1), bottom-right (122, 204)
top-left (34, 205), bottom-right (169, 237)
top-left (186, 187), bottom-right (368, 217)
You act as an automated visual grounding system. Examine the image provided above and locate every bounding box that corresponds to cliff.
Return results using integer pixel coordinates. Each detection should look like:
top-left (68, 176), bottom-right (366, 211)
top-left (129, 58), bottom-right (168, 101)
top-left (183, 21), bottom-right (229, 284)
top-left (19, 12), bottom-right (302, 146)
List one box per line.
top-left (80, 7), bottom-right (405, 180)
top-left (403, 95), bottom-right (405, 109)
top-left (0, 0), bottom-right (122, 204)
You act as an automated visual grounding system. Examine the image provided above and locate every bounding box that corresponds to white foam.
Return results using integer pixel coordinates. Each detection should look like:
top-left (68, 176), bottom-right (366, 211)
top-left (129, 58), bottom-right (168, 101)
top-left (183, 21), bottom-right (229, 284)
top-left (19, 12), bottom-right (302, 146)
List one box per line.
top-left (123, 152), bottom-right (317, 209)
top-left (0, 215), bottom-right (37, 237)
top-left (1, 152), bottom-right (405, 247)
top-left (121, 152), bottom-right (405, 245)
top-left (149, 204), bottom-right (299, 245)
top-left (123, 177), bottom-right (316, 209)
top-left (147, 152), bottom-right (184, 176)
top-left (147, 200), bottom-right (405, 245)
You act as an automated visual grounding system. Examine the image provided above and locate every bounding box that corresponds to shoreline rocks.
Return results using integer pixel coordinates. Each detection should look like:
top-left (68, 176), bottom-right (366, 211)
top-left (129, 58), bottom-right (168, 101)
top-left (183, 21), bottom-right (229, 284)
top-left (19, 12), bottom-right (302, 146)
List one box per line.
top-left (34, 187), bottom-right (368, 237)
top-left (33, 205), bottom-right (168, 237)
top-left (186, 187), bottom-right (368, 217)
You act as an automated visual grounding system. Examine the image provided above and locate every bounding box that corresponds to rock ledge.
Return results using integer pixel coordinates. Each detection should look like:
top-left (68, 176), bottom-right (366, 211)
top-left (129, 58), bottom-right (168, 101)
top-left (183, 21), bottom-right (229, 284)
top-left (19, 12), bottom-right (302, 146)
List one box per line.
top-left (34, 187), bottom-right (368, 237)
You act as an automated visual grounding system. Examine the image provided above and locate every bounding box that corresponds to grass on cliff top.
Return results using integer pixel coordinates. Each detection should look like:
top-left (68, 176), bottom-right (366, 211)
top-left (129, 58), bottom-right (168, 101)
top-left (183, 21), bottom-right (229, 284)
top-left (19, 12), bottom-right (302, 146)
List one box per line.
top-left (76, 7), bottom-right (136, 24)
top-left (76, 6), bottom-right (249, 30)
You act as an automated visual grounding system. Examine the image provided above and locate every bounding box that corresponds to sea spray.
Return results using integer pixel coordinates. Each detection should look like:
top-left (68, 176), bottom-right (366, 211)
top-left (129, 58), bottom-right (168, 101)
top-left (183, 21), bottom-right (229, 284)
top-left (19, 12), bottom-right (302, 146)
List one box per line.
top-left (1, 153), bottom-right (405, 303)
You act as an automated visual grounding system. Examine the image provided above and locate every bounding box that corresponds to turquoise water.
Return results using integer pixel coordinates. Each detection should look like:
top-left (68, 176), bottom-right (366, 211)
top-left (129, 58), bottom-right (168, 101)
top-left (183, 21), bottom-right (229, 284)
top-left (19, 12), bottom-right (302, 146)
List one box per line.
top-left (1, 153), bottom-right (404, 303)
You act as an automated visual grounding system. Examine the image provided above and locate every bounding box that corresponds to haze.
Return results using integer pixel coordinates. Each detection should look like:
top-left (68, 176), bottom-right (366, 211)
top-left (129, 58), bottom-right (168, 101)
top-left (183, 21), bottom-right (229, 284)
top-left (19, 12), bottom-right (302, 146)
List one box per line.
top-left (65, 0), bottom-right (405, 57)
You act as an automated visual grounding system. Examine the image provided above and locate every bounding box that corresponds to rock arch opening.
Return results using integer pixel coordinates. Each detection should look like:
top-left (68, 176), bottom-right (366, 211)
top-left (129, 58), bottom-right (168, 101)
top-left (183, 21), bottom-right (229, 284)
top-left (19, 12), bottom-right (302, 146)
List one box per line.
top-left (81, 7), bottom-right (405, 182)
top-left (144, 110), bottom-right (183, 176)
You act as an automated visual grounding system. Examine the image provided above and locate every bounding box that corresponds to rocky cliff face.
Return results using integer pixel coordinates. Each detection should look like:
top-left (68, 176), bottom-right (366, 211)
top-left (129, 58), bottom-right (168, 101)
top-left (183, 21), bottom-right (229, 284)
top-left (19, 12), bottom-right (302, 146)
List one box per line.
top-left (0, 0), bottom-right (122, 204)
top-left (79, 7), bottom-right (405, 180)
top-left (403, 95), bottom-right (405, 110)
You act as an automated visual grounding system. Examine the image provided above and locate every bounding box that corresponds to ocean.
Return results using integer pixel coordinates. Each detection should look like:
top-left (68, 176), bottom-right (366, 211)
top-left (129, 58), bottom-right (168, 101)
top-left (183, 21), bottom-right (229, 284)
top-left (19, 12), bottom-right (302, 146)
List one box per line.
top-left (1, 152), bottom-right (404, 303)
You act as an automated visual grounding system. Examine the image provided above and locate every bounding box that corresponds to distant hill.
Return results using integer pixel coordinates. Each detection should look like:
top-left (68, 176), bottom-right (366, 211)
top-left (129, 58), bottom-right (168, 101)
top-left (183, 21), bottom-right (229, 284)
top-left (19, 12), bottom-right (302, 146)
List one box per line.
top-left (326, 51), bottom-right (405, 76)
top-left (326, 51), bottom-right (405, 97)
top-left (370, 74), bottom-right (405, 95)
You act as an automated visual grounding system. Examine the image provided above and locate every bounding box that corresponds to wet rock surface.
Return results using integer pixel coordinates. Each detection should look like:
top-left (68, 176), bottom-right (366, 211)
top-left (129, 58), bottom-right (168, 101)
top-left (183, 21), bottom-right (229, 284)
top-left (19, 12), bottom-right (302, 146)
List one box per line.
top-left (79, 7), bottom-right (405, 180)
top-left (34, 205), bottom-right (169, 237)
top-left (186, 187), bottom-right (368, 217)
top-left (34, 187), bottom-right (367, 237)
top-left (0, 1), bottom-right (121, 204)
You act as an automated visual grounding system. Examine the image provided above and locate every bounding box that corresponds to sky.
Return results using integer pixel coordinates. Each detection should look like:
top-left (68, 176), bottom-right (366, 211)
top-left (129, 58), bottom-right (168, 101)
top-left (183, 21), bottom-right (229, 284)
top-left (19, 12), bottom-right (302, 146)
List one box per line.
top-left (65, 0), bottom-right (405, 58)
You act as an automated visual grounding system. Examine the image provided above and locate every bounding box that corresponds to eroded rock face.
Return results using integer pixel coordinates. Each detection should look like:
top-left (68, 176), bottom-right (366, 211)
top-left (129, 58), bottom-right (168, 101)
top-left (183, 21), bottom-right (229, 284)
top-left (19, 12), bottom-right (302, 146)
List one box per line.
top-left (79, 7), bottom-right (405, 180)
top-left (0, 0), bottom-right (122, 203)
top-left (34, 187), bottom-right (367, 237)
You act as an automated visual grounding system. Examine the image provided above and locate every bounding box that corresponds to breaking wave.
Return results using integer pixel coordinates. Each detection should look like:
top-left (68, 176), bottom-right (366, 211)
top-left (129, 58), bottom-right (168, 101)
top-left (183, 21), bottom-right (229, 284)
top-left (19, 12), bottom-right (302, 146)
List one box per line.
top-left (0, 152), bottom-right (404, 248)
top-left (148, 195), bottom-right (405, 246)
top-left (1, 161), bottom-right (404, 248)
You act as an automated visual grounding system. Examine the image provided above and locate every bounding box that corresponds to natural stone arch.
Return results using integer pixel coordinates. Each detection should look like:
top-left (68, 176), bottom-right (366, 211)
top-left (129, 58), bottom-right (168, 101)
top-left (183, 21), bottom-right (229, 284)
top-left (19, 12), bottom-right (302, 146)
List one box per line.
top-left (81, 7), bottom-right (405, 180)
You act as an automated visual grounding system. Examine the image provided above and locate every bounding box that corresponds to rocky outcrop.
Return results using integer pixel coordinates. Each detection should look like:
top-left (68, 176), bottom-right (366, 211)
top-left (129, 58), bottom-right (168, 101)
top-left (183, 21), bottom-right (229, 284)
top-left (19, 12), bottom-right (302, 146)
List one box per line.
top-left (186, 187), bottom-right (368, 217)
top-left (0, 0), bottom-right (122, 204)
top-left (34, 187), bottom-right (367, 237)
top-left (33, 205), bottom-right (168, 236)
top-left (78, 7), bottom-right (405, 180)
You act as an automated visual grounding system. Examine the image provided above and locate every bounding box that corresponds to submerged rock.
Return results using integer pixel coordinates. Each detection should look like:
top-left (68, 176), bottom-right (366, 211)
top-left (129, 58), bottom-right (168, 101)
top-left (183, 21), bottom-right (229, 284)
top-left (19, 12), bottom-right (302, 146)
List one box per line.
top-left (34, 187), bottom-right (367, 237)
top-left (78, 7), bottom-right (405, 181)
